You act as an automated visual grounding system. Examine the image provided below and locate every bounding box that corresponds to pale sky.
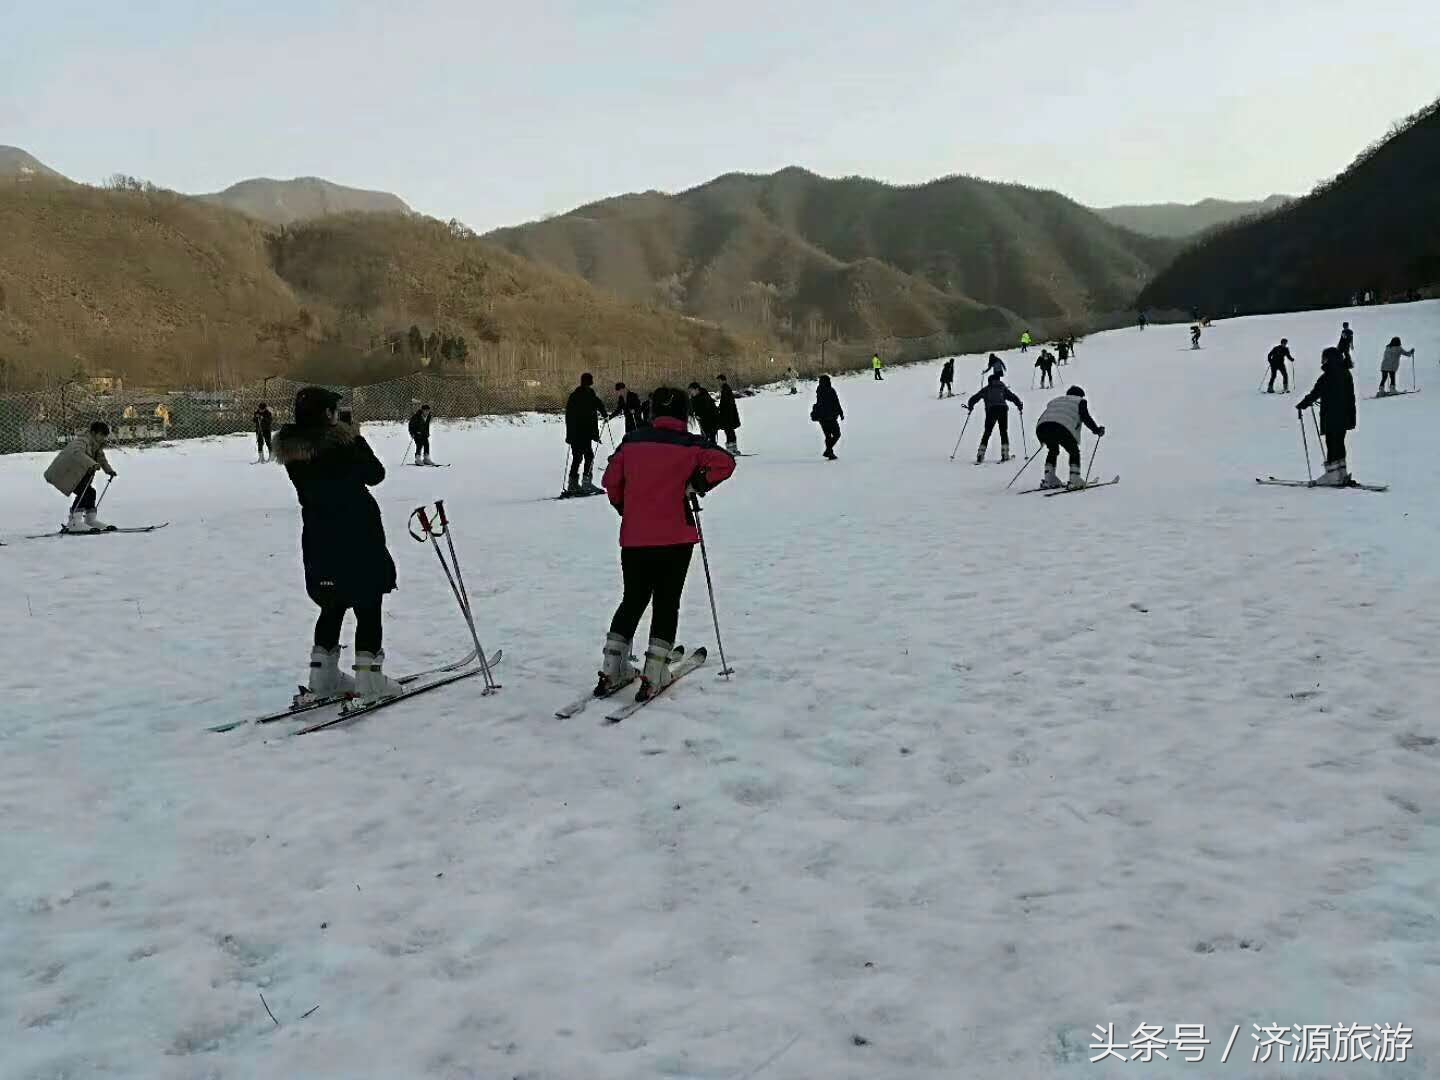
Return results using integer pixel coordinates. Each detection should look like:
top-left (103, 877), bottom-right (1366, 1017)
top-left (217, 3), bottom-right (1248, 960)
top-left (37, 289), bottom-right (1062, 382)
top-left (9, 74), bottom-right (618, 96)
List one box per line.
top-left (4, 0), bottom-right (1438, 232)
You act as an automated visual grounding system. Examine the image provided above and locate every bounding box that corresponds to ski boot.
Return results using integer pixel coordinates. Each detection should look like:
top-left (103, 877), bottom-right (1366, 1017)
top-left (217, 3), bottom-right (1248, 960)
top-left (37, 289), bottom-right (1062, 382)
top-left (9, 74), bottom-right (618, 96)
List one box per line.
top-left (423, 453), bottom-right (434, 465)
top-left (84, 509), bottom-right (111, 531)
top-left (974, 444), bottom-right (986, 464)
top-left (1066, 465), bottom-right (1086, 490)
top-left (353, 651), bottom-right (403, 702)
top-left (299, 646), bottom-right (355, 703)
top-left (582, 467), bottom-right (604, 496)
top-left (64, 510), bottom-right (93, 533)
top-left (636, 636), bottom-right (676, 702)
top-left (595, 632), bottom-right (637, 695)
top-left (725, 441), bottom-right (738, 455)
top-left (1000, 443), bottom-right (1012, 463)
top-left (1039, 464), bottom-right (1064, 490)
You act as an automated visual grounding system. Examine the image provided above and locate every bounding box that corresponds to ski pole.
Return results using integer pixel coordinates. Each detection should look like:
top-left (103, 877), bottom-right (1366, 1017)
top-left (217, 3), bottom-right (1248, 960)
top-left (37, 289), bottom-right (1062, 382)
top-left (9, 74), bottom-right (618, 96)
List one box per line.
top-left (1310, 406), bottom-right (1322, 454)
top-left (1298, 412), bottom-right (1313, 482)
top-left (409, 505), bottom-right (499, 692)
top-left (603, 419), bottom-right (615, 449)
top-left (1413, 351), bottom-right (1419, 392)
top-left (431, 500), bottom-right (498, 691)
top-left (1006, 446), bottom-right (1042, 489)
top-left (93, 474), bottom-right (113, 512)
top-left (688, 493), bottom-right (733, 678)
top-left (948, 407), bottom-right (974, 461)
top-left (1083, 433), bottom-right (1102, 486)
top-left (560, 446), bottom-right (571, 495)
top-left (1020, 418), bottom-right (1028, 459)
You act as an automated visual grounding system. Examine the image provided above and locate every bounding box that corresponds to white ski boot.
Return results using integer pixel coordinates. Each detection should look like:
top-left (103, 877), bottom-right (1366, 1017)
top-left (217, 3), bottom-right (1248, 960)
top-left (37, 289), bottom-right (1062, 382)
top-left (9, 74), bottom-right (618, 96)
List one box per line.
top-left (1039, 464), bottom-right (1064, 490)
top-left (596, 632), bottom-right (637, 694)
top-left (305, 646), bottom-right (355, 699)
top-left (422, 452), bottom-right (433, 465)
top-left (64, 510), bottom-right (93, 533)
top-left (637, 636), bottom-right (676, 701)
top-left (353, 651), bottom-right (403, 702)
top-left (1000, 443), bottom-right (1012, 463)
top-left (1066, 465), bottom-right (1086, 490)
top-left (84, 509), bottom-right (111, 531)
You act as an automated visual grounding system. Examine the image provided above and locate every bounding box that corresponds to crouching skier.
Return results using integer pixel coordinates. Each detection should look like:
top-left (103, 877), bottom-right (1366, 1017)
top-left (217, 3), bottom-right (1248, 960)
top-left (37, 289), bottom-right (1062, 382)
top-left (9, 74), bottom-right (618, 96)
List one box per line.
top-left (275, 386), bottom-right (402, 704)
top-left (1035, 385), bottom-right (1105, 489)
top-left (967, 372), bottom-right (1024, 462)
top-left (597, 386), bottom-right (736, 701)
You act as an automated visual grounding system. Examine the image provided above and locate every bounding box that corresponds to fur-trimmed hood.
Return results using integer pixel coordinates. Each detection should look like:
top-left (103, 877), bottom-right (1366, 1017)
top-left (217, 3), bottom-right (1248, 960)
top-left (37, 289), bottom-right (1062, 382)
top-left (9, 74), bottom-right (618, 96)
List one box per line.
top-left (273, 421), bottom-right (358, 465)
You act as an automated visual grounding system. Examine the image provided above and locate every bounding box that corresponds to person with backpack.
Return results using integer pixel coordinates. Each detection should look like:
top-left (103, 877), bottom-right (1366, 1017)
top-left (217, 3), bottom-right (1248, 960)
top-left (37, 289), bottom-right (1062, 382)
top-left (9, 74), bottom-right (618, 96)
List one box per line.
top-left (688, 382), bottom-right (722, 442)
top-left (597, 386), bottom-right (736, 700)
top-left (1297, 347), bottom-right (1357, 485)
top-left (274, 387), bottom-right (401, 703)
top-left (253, 402), bottom-right (275, 463)
top-left (1378, 336), bottom-right (1414, 396)
top-left (44, 421), bottom-right (118, 533)
top-left (1266, 339), bottom-right (1294, 393)
top-left (1035, 385), bottom-right (1105, 489)
top-left (565, 374), bottom-right (608, 495)
top-left (812, 375), bottom-right (845, 459)
top-left (408, 404), bottom-right (432, 464)
top-left (938, 358), bottom-right (955, 399)
top-left (717, 374), bottom-right (742, 453)
top-left (966, 372), bottom-right (1024, 463)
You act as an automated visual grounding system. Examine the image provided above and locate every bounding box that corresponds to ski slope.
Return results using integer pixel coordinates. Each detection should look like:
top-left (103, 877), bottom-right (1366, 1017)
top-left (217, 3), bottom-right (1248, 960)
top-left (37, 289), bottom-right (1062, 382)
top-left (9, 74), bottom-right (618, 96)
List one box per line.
top-left (3, 302), bottom-right (1439, 1079)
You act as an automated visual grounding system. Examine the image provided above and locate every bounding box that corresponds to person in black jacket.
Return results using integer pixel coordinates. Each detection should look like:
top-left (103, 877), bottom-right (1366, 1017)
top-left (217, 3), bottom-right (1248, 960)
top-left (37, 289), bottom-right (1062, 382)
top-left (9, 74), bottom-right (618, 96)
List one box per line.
top-left (717, 374), bottom-right (742, 453)
top-left (1266, 340), bottom-right (1294, 393)
top-left (610, 382), bottom-right (647, 433)
top-left (1338, 322), bottom-right (1355, 363)
top-left (939, 358), bottom-right (955, 398)
top-left (1297, 347), bottom-right (1357, 486)
top-left (253, 402), bottom-right (274, 463)
top-left (1034, 350), bottom-right (1056, 388)
top-left (274, 387), bottom-right (401, 703)
top-left (565, 373), bottom-right (608, 495)
top-left (408, 404), bottom-right (432, 464)
top-left (966, 373), bottom-right (1024, 463)
top-left (812, 375), bottom-right (845, 459)
top-left (688, 382), bottom-right (721, 442)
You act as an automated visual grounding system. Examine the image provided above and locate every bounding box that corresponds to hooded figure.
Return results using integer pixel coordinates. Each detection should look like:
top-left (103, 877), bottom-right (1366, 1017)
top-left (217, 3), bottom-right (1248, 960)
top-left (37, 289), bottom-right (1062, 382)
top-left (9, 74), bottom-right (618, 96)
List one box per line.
top-left (811, 375), bottom-right (845, 459)
top-left (274, 386), bottom-right (401, 702)
top-left (1297, 347), bottom-right (1357, 485)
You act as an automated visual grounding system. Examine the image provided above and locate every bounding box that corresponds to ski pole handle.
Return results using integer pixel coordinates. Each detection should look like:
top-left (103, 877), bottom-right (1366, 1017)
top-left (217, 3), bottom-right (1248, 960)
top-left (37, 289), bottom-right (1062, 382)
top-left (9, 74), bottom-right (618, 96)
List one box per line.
top-left (433, 499), bottom-right (449, 533)
top-left (408, 505), bottom-right (435, 542)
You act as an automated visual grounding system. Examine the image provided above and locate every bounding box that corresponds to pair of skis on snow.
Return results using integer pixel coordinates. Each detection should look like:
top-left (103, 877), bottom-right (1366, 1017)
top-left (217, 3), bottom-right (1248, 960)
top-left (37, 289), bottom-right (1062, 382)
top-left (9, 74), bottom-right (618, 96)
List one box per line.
top-left (555, 646), bottom-right (709, 723)
top-left (1255, 476), bottom-right (1387, 492)
top-left (1014, 475), bottom-right (1121, 496)
top-left (24, 523), bottom-right (170, 540)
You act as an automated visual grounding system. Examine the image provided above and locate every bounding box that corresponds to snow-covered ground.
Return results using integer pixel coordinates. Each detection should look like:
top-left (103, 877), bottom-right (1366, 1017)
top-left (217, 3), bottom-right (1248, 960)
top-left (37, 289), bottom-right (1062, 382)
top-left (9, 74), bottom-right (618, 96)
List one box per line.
top-left (3, 302), bottom-right (1439, 1080)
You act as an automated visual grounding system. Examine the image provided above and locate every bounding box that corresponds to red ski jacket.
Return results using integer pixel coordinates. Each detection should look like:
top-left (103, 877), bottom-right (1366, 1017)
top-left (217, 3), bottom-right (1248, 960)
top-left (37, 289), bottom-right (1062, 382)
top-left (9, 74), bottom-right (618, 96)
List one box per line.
top-left (603, 417), bottom-right (736, 548)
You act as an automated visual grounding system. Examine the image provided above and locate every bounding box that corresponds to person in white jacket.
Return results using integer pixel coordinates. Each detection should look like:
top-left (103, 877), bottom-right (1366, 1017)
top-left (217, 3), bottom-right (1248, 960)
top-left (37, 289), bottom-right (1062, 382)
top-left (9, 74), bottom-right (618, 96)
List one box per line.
top-left (1034, 386), bottom-right (1105, 489)
top-left (1378, 336), bottom-right (1415, 396)
top-left (43, 422), bottom-right (117, 532)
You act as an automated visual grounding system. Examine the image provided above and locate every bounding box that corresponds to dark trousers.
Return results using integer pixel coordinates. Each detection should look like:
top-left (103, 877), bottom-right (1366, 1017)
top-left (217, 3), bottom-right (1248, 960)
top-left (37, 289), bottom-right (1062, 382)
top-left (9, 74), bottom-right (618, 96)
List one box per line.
top-left (873, 368), bottom-right (883, 380)
top-left (568, 441), bottom-right (594, 484)
top-left (820, 419), bottom-right (841, 456)
top-left (1037, 368), bottom-right (1054, 388)
top-left (70, 471), bottom-right (98, 512)
top-left (980, 410), bottom-right (1010, 447)
top-left (722, 427), bottom-right (738, 446)
top-left (1381, 370), bottom-right (1398, 392)
top-left (413, 435), bottom-right (430, 458)
top-left (314, 597), bottom-right (384, 655)
top-left (1267, 363), bottom-right (1288, 392)
top-left (1325, 431), bottom-right (1347, 465)
top-left (609, 544), bottom-right (694, 645)
top-left (939, 379), bottom-right (952, 397)
top-left (257, 429), bottom-right (272, 454)
top-left (1038, 421), bottom-right (1080, 468)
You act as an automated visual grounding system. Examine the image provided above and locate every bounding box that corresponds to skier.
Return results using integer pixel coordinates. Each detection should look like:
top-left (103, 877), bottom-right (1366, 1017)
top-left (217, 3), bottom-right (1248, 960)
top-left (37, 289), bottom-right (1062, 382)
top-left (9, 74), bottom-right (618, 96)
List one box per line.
top-left (1034, 350), bottom-right (1057, 389)
top-left (1020, 331), bottom-right (1032, 353)
top-left (565, 373), bottom-right (608, 495)
top-left (1035, 385), bottom-right (1105, 489)
top-left (253, 402), bottom-right (274, 463)
top-left (785, 365), bottom-right (800, 395)
top-left (1137, 311), bottom-right (1148, 330)
top-left (717, 374), bottom-right (742, 453)
top-left (44, 420), bottom-right (118, 533)
top-left (598, 386), bottom-right (736, 700)
top-left (1190, 325), bottom-right (1202, 350)
top-left (1338, 322), bottom-right (1354, 363)
top-left (812, 375), bottom-right (845, 459)
top-left (274, 387), bottom-right (400, 703)
top-left (1056, 339), bottom-right (1071, 366)
top-left (687, 382), bottom-right (722, 442)
top-left (408, 404), bottom-right (432, 464)
top-left (966, 372), bottom-right (1024, 463)
top-left (939, 358), bottom-right (955, 398)
top-left (1266, 339), bottom-right (1294, 393)
top-left (610, 382), bottom-right (647, 433)
top-left (1297, 347), bottom-right (1357, 486)
top-left (872, 353), bottom-right (884, 381)
top-left (1378, 336), bottom-right (1414, 395)
top-left (984, 354), bottom-right (1006, 380)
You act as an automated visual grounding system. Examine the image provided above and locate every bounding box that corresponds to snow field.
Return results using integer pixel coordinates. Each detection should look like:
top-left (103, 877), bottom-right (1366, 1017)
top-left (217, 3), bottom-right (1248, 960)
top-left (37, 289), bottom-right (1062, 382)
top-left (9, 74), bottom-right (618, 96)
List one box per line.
top-left (2, 302), bottom-right (1439, 1078)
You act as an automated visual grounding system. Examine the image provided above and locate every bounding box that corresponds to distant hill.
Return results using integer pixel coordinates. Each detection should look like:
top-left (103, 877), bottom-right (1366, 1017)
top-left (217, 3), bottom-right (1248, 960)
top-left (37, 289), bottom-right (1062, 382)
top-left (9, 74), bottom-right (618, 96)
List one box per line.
top-left (202, 176), bottom-right (412, 226)
top-left (0, 146), bottom-right (67, 182)
top-left (487, 167), bottom-right (1180, 350)
top-left (1138, 97), bottom-right (1440, 314)
top-left (0, 179), bottom-right (750, 394)
top-left (1094, 196), bottom-right (1291, 239)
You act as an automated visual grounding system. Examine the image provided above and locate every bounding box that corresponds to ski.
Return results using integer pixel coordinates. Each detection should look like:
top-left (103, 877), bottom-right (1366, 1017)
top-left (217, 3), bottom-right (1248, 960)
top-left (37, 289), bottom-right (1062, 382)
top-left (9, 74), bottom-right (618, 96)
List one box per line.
top-left (1044, 475), bottom-right (1120, 496)
top-left (410, 461), bottom-right (452, 466)
top-left (293, 650), bottom-right (504, 735)
top-left (1255, 476), bottom-right (1388, 492)
top-left (207, 649), bottom-right (497, 732)
top-left (604, 648), bottom-right (708, 723)
top-left (1367, 390), bottom-right (1420, 399)
top-left (26, 523), bottom-right (170, 540)
top-left (555, 490), bottom-right (606, 501)
top-left (554, 646), bottom-right (685, 718)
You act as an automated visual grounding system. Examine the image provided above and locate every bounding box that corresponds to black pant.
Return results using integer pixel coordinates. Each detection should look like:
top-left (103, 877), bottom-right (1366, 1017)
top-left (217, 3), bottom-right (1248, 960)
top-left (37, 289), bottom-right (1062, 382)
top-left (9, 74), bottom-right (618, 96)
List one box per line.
top-left (257, 429), bottom-right (272, 454)
top-left (609, 545), bottom-right (694, 645)
top-left (70, 472), bottom-right (98, 512)
top-left (873, 368), bottom-right (883, 380)
top-left (820, 419), bottom-right (841, 455)
top-left (1037, 368), bottom-right (1053, 388)
top-left (1038, 421), bottom-right (1080, 468)
top-left (1325, 431), bottom-right (1347, 465)
top-left (568, 441), bottom-right (594, 484)
top-left (722, 427), bottom-right (738, 446)
top-left (1268, 363), bottom-right (1288, 392)
top-left (314, 597), bottom-right (384, 655)
top-left (980, 410), bottom-right (1010, 447)
top-left (940, 379), bottom-right (952, 397)
top-left (414, 435), bottom-right (430, 458)
top-left (1381, 370), bottom-right (1398, 392)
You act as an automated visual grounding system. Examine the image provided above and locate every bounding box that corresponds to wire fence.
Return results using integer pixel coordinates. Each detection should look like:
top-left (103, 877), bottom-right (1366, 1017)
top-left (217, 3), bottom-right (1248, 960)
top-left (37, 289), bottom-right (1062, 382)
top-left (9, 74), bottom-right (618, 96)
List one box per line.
top-left (0, 309), bottom-right (1157, 454)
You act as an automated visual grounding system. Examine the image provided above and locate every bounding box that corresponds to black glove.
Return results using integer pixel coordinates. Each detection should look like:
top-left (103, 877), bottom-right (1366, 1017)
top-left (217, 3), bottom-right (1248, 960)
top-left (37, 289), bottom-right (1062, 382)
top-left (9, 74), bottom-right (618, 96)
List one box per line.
top-left (1096, 426), bottom-right (1106, 437)
top-left (1295, 403), bottom-right (1305, 413)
